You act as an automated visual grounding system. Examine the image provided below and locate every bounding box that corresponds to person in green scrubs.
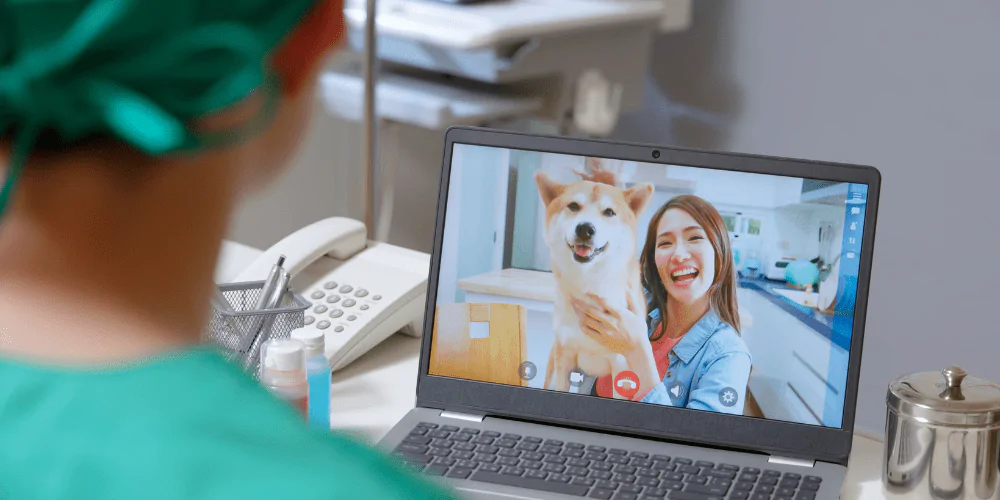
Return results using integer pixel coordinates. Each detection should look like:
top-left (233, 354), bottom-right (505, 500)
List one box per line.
top-left (0, 1), bottom-right (457, 499)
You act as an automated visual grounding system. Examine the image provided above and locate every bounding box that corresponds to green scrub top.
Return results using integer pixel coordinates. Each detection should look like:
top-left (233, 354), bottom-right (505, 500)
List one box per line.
top-left (0, 347), bottom-right (457, 499)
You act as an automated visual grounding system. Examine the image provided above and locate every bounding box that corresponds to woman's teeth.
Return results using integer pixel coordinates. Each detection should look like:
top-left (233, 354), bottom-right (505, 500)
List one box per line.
top-left (671, 267), bottom-right (699, 282)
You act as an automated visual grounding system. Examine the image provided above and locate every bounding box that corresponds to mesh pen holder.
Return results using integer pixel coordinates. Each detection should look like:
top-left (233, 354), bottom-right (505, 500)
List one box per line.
top-left (205, 280), bottom-right (310, 375)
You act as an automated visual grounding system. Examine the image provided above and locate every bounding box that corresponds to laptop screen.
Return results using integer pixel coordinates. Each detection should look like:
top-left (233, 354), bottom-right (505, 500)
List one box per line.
top-left (429, 143), bottom-right (869, 429)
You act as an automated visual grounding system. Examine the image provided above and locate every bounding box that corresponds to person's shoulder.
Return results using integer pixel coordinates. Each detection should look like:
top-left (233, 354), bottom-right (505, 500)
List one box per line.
top-left (703, 319), bottom-right (750, 359)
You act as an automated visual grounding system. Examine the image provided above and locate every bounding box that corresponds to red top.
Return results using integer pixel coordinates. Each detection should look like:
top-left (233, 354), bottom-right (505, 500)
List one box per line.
top-left (273, 0), bottom-right (345, 95)
top-left (595, 323), bottom-right (684, 400)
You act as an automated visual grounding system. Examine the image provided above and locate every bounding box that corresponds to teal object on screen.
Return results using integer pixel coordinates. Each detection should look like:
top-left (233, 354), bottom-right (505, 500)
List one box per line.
top-left (785, 261), bottom-right (819, 287)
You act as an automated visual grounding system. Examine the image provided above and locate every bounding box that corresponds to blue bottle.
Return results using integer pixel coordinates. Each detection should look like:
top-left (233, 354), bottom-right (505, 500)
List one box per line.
top-left (291, 328), bottom-right (331, 430)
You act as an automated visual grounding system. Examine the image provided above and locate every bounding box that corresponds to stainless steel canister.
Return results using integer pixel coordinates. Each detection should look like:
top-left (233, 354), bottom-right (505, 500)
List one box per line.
top-left (884, 366), bottom-right (1000, 499)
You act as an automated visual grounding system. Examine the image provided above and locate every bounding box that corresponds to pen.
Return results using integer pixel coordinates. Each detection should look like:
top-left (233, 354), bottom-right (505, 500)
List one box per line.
top-left (240, 255), bottom-right (287, 354)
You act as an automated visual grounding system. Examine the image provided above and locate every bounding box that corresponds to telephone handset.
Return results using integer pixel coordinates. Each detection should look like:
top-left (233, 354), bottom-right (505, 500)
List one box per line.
top-left (235, 217), bottom-right (430, 372)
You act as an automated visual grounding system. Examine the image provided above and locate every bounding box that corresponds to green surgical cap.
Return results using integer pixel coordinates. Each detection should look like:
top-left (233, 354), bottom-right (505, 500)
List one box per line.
top-left (0, 0), bottom-right (317, 216)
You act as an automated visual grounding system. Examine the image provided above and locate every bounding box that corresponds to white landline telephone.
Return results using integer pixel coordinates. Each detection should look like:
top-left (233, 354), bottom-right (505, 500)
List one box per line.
top-left (233, 217), bottom-right (430, 372)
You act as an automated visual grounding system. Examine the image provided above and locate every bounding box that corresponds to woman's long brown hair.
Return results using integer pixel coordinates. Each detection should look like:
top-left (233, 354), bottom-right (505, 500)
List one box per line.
top-left (641, 195), bottom-right (741, 340)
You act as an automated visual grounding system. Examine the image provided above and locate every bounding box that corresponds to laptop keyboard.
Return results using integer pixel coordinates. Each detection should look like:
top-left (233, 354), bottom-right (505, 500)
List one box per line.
top-left (394, 423), bottom-right (823, 500)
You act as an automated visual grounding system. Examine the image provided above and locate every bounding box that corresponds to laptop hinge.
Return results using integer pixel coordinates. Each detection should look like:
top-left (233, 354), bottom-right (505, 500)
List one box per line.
top-left (440, 411), bottom-right (485, 423)
top-left (768, 456), bottom-right (815, 468)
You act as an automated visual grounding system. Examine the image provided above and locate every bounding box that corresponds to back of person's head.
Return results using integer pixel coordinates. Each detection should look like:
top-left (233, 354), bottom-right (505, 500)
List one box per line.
top-left (0, 0), bottom-right (344, 217)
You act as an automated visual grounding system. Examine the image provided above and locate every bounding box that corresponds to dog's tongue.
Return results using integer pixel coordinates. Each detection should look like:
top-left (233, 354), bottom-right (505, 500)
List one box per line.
top-left (574, 245), bottom-right (593, 258)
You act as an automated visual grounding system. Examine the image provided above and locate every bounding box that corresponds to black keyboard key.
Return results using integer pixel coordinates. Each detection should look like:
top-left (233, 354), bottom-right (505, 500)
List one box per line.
top-left (546, 439), bottom-right (565, 446)
top-left (662, 472), bottom-right (685, 482)
top-left (564, 449), bottom-right (587, 458)
top-left (778, 480), bottom-right (800, 489)
top-left (661, 480), bottom-right (684, 491)
top-left (523, 451), bottom-right (544, 461)
top-left (568, 458), bottom-right (591, 467)
top-left (404, 434), bottom-right (432, 444)
top-left (614, 464), bottom-right (637, 474)
top-left (795, 492), bottom-right (816, 500)
top-left (483, 431), bottom-right (502, 438)
top-left (804, 475), bottom-right (821, 483)
top-left (569, 467), bottom-right (590, 476)
top-left (593, 462), bottom-right (614, 472)
top-left (496, 439), bottom-right (518, 448)
top-left (452, 433), bottom-right (474, 442)
top-left (461, 428), bottom-right (480, 434)
top-left (448, 468), bottom-right (474, 479)
top-left (501, 466), bottom-right (525, 476)
top-left (473, 436), bottom-right (495, 445)
top-left (612, 492), bottom-right (637, 500)
top-left (469, 470), bottom-right (589, 496)
top-left (475, 454), bottom-right (497, 463)
top-left (609, 456), bottom-right (631, 465)
top-left (543, 463), bottom-right (567, 473)
top-left (523, 461), bottom-right (543, 470)
top-left (609, 449), bottom-right (628, 456)
top-left (542, 445), bottom-right (563, 454)
top-left (503, 433), bottom-right (522, 440)
top-left (454, 443), bottom-right (476, 451)
top-left (428, 448), bottom-right (452, 457)
top-left (440, 425), bottom-right (459, 432)
top-left (590, 489), bottom-right (615, 499)
top-left (677, 465), bottom-right (700, 474)
top-left (743, 468), bottom-right (760, 475)
top-left (409, 427), bottom-right (429, 435)
top-left (777, 487), bottom-right (796, 496)
top-left (760, 476), bottom-right (779, 486)
top-left (763, 470), bottom-right (781, 477)
top-left (644, 487), bottom-right (668, 498)
top-left (524, 436), bottom-right (543, 443)
top-left (674, 458), bottom-right (693, 465)
top-left (632, 458), bottom-right (653, 468)
top-left (397, 452), bottom-right (433, 465)
top-left (458, 459), bottom-right (479, 468)
top-left (614, 474), bottom-right (637, 484)
top-left (592, 470), bottom-right (613, 480)
top-left (481, 463), bottom-right (502, 472)
top-left (710, 479), bottom-right (731, 488)
top-left (703, 470), bottom-right (735, 480)
top-left (729, 491), bottom-right (749, 499)
top-left (684, 475), bottom-right (708, 484)
top-left (453, 451), bottom-right (474, 460)
top-left (734, 481), bottom-right (755, 491)
top-left (596, 480), bottom-right (619, 490)
top-left (738, 474), bottom-right (759, 483)
top-left (654, 462), bottom-right (676, 471)
top-left (549, 473), bottom-right (572, 483)
top-left (433, 456), bottom-right (456, 466)
top-left (431, 438), bottom-right (453, 448)
top-left (620, 484), bottom-right (643, 493)
top-left (638, 468), bottom-right (659, 478)
top-left (573, 477), bottom-right (597, 486)
top-left (754, 484), bottom-right (775, 493)
top-left (424, 464), bottom-right (449, 476)
top-left (683, 482), bottom-right (728, 496)
top-left (668, 492), bottom-right (725, 500)
top-left (653, 455), bottom-right (671, 462)
top-left (477, 445), bottom-right (499, 454)
top-left (397, 443), bottom-right (429, 455)
top-left (417, 422), bottom-right (438, 428)
top-left (526, 470), bottom-right (548, 480)
top-left (497, 457), bottom-right (519, 466)
top-left (587, 452), bottom-right (610, 461)
top-left (783, 473), bottom-right (801, 480)
top-left (800, 482), bottom-right (819, 492)
top-left (429, 430), bottom-right (451, 439)
top-left (638, 477), bottom-right (660, 487)
top-left (695, 461), bottom-right (714, 469)
top-left (545, 455), bottom-right (568, 464)
top-left (629, 451), bottom-right (650, 459)
top-left (517, 442), bottom-right (540, 452)
top-left (568, 442), bottom-right (586, 449)
top-left (775, 497), bottom-right (793, 500)
top-left (588, 445), bottom-right (608, 452)
top-left (718, 464), bottom-right (739, 472)
top-left (499, 449), bottom-right (521, 458)
top-left (751, 494), bottom-right (770, 500)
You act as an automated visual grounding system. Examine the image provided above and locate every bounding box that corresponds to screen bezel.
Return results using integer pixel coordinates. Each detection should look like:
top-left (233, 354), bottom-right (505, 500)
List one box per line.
top-left (416, 127), bottom-right (881, 466)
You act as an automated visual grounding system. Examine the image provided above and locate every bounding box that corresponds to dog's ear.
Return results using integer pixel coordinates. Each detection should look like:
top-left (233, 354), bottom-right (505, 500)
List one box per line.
top-left (535, 172), bottom-right (565, 205)
top-left (624, 183), bottom-right (654, 215)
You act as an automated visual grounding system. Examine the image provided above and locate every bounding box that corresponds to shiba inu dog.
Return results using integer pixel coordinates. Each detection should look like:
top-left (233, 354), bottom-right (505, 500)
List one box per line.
top-left (535, 161), bottom-right (653, 397)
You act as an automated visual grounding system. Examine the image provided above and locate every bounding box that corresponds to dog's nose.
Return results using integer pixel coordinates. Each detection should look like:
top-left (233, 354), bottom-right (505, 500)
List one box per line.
top-left (576, 223), bottom-right (596, 240)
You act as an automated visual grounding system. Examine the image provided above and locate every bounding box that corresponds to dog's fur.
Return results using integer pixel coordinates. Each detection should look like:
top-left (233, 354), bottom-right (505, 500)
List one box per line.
top-left (536, 162), bottom-right (653, 397)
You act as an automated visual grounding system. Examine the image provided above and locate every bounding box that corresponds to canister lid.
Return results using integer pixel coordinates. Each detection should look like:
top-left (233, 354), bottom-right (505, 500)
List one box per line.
top-left (887, 366), bottom-right (1000, 427)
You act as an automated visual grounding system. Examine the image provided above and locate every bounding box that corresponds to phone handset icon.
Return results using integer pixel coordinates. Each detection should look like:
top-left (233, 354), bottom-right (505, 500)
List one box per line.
top-left (616, 379), bottom-right (636, 390)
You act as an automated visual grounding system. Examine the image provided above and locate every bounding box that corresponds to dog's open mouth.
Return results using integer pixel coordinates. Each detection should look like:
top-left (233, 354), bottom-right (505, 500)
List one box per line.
top-left (567, 242), bottom-right (607, 263)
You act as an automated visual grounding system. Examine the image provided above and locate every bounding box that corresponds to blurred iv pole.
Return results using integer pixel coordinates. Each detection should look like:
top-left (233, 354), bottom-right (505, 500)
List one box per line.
top-left (362, 0), bottom-right (377, 241)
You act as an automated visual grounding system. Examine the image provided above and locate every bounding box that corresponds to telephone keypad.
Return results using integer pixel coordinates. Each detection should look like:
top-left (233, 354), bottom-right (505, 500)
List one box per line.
top-left (317, 320), bottom-right (331, 330)
top-left (314, 305), bottom-right (328, 314)
top-left (339, 285), bottom-right (353, 293)
top-left (355, 289), bottom-right (368, 298)
top-left (343, 299), bottom-right (356, 307)
top-left (326, 295), bottom-right (340, 303)
top-left (304, 316), bottom-right (315, 325)
top-left (323, 281), bottom-right (338, 290)
top-left (311, 291), bottom-right (325, 300)
top-left (330, 309), bottom-right (344, 318)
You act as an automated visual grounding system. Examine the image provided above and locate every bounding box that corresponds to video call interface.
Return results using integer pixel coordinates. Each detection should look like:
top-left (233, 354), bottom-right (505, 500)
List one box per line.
top-left (429, 144), bottom-right (868, 428)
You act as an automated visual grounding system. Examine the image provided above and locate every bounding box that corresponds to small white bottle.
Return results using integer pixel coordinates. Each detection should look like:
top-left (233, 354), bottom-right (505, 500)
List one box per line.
top-left (291, 328), bottom-right (332, 430)
top-left (260, 338), bottom-right (309, 417)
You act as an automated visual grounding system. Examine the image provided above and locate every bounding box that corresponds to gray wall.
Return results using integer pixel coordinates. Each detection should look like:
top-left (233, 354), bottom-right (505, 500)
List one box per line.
top-left (230, 1), bottom-right (1000, 435)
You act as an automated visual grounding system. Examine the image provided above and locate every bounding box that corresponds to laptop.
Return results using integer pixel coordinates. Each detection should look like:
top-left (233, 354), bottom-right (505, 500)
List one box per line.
top-left (379, 127), bottom-right (880, 500)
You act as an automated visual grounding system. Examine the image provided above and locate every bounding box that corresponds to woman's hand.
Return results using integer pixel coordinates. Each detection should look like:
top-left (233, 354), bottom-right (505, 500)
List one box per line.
top-left (570, 293), bottom-right (649, 356)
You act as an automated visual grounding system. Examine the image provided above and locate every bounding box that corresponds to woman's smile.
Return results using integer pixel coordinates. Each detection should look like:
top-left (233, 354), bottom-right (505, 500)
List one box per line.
top-left (669, 265), bottom-right (700, 287)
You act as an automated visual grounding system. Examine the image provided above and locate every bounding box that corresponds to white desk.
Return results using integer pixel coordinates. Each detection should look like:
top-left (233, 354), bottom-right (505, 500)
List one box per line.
top-left (217, 242), bottom-right (889, 499)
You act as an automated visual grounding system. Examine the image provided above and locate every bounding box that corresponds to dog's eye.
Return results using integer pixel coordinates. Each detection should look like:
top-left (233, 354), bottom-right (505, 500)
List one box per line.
top-left (567, 202), bottom-right (581, 212)
top-left (602, 208), bottom-right (616, 217)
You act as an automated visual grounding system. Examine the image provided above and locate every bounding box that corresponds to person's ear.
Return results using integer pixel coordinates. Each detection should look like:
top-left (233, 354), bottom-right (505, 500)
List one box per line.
top-left (624, 183), bottom-right (654, 215)
top-left (535, 172), bottom-right (565, 206)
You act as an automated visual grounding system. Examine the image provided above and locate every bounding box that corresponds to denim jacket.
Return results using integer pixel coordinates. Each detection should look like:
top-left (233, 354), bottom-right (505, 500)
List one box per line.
top-left (639, 309), bottom-right (752, 415)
